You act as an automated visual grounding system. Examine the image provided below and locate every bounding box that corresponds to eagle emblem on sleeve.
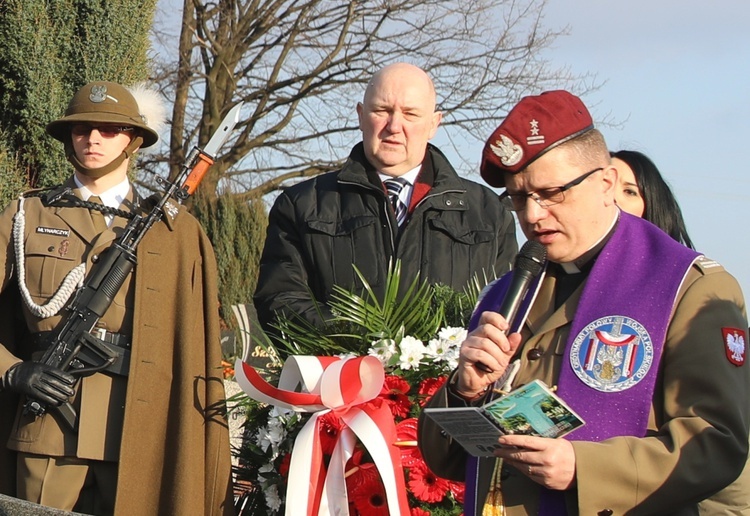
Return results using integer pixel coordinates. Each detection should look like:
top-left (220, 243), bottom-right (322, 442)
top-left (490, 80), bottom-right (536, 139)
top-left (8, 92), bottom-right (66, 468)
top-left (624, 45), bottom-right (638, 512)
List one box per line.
top-left (723, 327), bottom-right (746, 366)
top-left (490, 134), bottom-right (523, 167)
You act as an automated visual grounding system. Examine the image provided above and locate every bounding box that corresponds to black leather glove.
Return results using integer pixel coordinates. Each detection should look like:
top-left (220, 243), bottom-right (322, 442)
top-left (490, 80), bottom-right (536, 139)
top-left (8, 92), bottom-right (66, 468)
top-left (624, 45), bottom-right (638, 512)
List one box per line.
top-left (1, 362), bottom-right (76, 406)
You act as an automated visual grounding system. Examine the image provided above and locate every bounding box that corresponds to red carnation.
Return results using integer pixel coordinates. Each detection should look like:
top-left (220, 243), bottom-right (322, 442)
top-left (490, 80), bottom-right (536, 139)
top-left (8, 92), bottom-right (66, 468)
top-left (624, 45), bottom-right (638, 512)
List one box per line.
top-left (417, 376), bottom-right (447, 407)
top-left (411, 507), bottom-right (431, 516)
top-left (379, 375), bottom-right (412, 418)
top-left (349, 472), bottom-right (389, 516)
top-left (395, 418), bottom-right (422, 467)
top-left (318, 411), bottom-right (343, 456)
top-left (408, 461), bottom-right (450, 503)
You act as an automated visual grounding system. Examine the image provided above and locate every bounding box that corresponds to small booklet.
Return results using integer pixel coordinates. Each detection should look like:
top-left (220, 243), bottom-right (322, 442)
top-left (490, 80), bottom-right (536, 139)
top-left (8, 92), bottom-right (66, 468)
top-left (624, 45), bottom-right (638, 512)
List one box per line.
top-left (423, 379), bottom-right (585, 457)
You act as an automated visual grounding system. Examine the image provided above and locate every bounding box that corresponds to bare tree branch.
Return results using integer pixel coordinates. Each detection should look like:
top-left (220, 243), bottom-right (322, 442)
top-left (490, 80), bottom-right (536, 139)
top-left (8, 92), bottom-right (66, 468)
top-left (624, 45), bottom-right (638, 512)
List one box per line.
top-left (144, 0), bottom-right (599, 200)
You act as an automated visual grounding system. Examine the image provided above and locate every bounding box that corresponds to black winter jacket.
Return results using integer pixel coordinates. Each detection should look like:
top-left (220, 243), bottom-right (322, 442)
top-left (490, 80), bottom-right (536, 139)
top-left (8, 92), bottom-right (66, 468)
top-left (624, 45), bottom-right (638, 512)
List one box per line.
top-left (254, 143), bottom-right (518, 333)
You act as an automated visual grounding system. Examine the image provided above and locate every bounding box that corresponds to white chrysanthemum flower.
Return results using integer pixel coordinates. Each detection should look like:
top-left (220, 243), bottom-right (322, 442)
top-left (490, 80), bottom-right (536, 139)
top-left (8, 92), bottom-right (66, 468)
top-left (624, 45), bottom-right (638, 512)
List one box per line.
top-left (438, 326), bottom-right (468, 344)
top-left (256, 426), bottom-right (272, 453)
top-left (426, 336), bottom-right (451, 358)
top-left (444, 347), bottom-right (460, 370)
top-left (267, 417), bottom-right (286, 439)
top-left (398, 335), bottom-right (426, 370)
top-left (255, 416), bottom-right (287, 457)
top-left (336, 351), bottom-right (358, 360)
top-left (256, 465), bottom-right (280, 513)
top-left (256, 428), bottom-right (276, 456)
top-left (426, 327), bottom-right (467, 368)
top-left (368, 338), bottom-right (397, 364)
top-left (265, 483), bottom-right (282, 512)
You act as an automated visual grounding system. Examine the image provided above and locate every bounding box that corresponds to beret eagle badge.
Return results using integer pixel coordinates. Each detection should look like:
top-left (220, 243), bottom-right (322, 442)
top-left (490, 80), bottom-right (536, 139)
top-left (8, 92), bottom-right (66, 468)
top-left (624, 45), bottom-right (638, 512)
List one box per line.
top-left (490, 134), bottom-right (523, 167)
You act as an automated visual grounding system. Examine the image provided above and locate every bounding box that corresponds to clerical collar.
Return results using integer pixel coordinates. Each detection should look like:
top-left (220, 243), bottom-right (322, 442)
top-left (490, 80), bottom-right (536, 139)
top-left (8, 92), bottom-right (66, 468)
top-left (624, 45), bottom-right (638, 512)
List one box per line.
top-left (557, 209), bottom-right (620, 274)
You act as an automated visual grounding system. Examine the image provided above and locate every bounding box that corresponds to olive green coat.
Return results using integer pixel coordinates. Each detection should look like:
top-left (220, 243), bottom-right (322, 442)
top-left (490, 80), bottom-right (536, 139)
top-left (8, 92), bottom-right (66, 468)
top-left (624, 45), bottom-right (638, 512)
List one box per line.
top-left (0, 182), bottom-right (233, 515)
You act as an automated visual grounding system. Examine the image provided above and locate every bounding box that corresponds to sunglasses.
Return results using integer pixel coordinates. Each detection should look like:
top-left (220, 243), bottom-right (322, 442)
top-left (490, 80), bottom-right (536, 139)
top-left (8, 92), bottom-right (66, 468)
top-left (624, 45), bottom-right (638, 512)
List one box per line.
top-left (71, 123), bottom-right (135, 138)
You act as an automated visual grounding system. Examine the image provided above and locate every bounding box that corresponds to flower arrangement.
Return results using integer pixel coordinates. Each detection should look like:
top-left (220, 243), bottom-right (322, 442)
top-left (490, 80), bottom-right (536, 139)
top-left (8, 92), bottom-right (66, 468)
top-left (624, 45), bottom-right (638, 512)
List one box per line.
top-left (233, 263), bottom-right (491, 515)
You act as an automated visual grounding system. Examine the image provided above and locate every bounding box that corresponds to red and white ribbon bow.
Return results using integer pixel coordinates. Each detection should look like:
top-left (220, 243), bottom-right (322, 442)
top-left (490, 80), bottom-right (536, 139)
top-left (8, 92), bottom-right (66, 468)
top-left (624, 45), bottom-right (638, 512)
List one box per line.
top-left (235, 355), bottom-right (411, 515)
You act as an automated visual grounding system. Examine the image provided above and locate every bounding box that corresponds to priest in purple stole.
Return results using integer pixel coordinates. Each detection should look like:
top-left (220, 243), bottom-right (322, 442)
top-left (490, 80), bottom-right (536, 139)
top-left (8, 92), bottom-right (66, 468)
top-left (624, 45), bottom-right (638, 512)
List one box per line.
top-left (418, 90), bottom-right (750, 515)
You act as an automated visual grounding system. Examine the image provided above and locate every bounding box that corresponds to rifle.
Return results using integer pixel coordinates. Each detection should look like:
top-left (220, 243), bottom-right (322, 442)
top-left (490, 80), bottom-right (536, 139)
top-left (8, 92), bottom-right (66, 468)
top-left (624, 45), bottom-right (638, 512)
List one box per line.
top-left (23, 103), bottom-right (243, 430)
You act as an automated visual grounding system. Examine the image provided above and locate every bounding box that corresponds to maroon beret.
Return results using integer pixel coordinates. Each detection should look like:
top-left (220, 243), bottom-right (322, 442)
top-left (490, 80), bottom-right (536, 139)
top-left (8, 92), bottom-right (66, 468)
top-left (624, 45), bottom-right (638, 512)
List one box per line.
top-left (480, 90), bottom-right (594, 187)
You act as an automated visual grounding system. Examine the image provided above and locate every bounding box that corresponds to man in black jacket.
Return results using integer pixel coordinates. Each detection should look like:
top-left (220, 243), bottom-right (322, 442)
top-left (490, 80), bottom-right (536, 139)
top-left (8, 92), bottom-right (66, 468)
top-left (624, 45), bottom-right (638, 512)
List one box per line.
top-left (254, 62), bottom-right (518, 333)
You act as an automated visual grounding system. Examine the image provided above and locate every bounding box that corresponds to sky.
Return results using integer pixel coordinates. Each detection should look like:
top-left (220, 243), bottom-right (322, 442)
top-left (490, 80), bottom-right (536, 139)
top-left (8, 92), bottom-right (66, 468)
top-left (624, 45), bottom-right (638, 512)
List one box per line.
top-left (153, 0), bottom-right (749, 299)
top-left (437, 1), bottom-right (750, 301)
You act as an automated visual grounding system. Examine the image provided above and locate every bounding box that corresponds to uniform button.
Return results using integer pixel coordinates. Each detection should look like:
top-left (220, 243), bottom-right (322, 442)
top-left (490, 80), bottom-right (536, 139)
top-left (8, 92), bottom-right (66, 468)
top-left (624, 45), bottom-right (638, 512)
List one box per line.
top-left (527, 348), bottom-right (543, 360)
top-left (47, 246), bottom-right (55, 252)
top-left (445, 199), bottom-right (452, 206)
top-left (597, 510), bottom-right (613, 516)
top-left (92, 255), bottom-right (99, 263)
top-left (459, 200), bottom-right (465, 206)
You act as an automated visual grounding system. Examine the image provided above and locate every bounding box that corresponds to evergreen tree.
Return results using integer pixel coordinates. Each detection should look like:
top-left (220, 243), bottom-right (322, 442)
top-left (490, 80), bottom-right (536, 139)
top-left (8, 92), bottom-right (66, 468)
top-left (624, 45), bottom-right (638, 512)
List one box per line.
top-left (0, 0), bottom-right (156, 205)
top-left (192, 193), bottom-right (269, 329)
top-left (0, 1), bottom-right (273, 331)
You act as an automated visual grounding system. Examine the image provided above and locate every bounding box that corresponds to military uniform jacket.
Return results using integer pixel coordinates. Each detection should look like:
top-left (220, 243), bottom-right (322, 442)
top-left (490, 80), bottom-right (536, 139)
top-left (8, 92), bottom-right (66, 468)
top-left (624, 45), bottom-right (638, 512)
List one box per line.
top-left (419, 244), bottom-right (750, 515)
top-left (0, 180), bottom-right (233, 515)
top-left (253, 142), bottom-right (518, 333)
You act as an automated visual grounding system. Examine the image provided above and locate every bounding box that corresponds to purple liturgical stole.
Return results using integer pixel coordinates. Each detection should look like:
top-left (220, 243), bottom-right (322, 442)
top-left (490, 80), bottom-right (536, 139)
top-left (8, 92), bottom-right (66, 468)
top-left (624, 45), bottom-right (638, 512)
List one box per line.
top-left (464, 213), bottom-right (700, 516)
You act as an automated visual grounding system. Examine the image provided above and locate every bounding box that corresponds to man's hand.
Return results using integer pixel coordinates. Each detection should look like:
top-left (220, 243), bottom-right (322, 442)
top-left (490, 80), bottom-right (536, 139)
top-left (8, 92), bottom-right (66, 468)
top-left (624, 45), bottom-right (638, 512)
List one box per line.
top-left (1, 362), bottom-right (76, 406)
top-left (454, 311), bottom-right (523, 398)
top-left (495, 434), bottom-right (577, 490)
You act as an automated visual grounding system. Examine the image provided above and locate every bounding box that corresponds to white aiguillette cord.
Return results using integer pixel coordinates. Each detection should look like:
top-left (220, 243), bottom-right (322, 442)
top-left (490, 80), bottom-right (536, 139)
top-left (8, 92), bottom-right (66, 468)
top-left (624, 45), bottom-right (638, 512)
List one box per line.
top-left (12, 196), bottom-right (86, 318)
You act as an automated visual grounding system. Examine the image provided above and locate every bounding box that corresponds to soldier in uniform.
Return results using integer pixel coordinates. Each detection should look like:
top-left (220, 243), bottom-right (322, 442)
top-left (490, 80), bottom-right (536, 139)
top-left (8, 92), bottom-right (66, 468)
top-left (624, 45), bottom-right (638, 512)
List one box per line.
top-left (0, 81), bottom-right (233, 515)
top-left (418, 90), bottom-right (750, 515)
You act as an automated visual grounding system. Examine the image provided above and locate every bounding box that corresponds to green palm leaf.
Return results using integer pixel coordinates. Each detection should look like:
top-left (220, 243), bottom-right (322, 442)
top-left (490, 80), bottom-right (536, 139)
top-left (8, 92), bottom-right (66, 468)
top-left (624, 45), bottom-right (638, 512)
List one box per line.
top-left (269, 261), bottom-right (495, 357)
top-left (328, 261), bottom-right (443, 342)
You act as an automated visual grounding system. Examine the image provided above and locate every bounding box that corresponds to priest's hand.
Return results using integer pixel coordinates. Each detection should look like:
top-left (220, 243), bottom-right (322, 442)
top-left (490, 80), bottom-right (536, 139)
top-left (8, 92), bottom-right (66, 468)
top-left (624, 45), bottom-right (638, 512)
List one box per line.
top-left (495, 434), bottom-right (577, 490)
top-left (453, 311), bottom-right (522, 400)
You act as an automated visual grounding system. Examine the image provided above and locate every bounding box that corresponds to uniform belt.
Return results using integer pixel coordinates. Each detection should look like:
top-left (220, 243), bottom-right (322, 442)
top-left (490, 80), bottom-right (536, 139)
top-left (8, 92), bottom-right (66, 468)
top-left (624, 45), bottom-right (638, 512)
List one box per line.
top-left (30, 330), bottom-right (131, 377)
top-left (31, 330), bottom-right (131, 350)
top-left (87, 328), bottom-right (131, 349)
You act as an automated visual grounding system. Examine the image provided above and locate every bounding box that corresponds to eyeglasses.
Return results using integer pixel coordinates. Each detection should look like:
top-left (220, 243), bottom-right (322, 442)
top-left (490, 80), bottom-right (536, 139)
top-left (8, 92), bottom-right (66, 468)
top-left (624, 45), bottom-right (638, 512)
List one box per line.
top-left (70, 124), bottom-right (135, 138)
top-left (499, 167), bottom-right (604, 212)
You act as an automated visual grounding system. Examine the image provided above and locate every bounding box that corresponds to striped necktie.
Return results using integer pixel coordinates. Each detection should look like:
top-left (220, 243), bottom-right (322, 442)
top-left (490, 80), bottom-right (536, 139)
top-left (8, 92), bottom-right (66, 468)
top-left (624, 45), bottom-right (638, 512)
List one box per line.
top-left (384, 177), bottom-right (409, 226)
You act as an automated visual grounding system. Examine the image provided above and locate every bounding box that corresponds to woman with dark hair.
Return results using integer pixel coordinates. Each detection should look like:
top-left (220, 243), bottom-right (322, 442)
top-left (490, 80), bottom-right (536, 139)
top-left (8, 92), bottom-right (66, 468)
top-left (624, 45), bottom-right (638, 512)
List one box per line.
top-left (610, 149), bottom-right (695, 249)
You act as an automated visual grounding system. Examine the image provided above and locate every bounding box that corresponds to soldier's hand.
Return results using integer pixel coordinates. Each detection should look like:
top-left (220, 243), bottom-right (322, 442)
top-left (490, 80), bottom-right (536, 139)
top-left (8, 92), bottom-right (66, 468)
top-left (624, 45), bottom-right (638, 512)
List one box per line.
top-left (1, 362), bottom-right (76, 406)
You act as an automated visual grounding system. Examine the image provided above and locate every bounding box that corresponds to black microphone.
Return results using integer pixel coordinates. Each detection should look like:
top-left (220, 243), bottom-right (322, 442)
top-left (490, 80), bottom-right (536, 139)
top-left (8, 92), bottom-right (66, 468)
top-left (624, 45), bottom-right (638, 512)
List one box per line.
top-left (475, 240), bottom-right (547, 373)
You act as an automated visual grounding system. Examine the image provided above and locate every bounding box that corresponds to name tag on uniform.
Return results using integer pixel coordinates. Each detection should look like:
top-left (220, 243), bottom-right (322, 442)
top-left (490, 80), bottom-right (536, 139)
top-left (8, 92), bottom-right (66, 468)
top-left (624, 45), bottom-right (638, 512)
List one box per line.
top-left (36, 226), bottom-right (70, 237)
